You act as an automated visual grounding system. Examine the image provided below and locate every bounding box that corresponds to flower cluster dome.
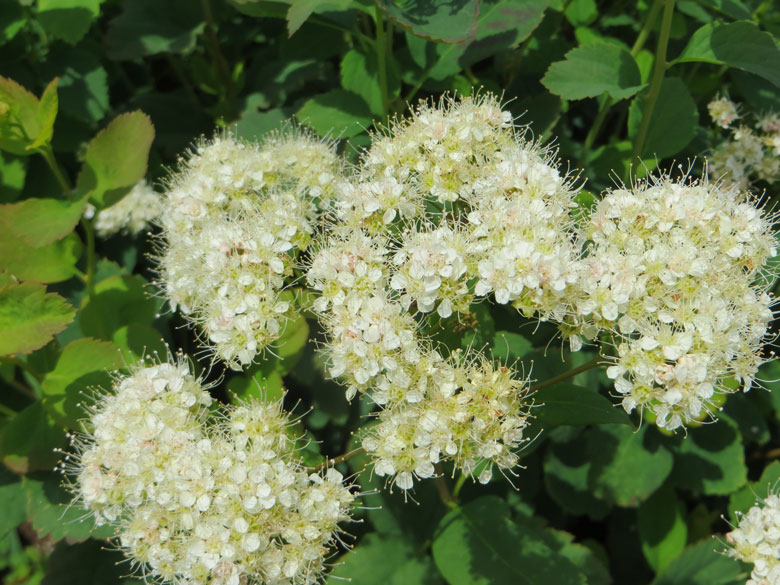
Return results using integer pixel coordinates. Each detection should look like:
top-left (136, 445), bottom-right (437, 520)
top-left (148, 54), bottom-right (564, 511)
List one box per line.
top-left (66, 360), bottom-right (354, 585)
top-left (158, 129), bottom-right (343, 368)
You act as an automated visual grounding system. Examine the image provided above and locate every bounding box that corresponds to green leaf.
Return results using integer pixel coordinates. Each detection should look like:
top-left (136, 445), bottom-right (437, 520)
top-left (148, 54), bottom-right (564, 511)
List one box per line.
top-left (668, 414), bottom-right (747, 496)
top-left (76, 111), bottom-right (155, 207)
top-left (0, 282), bottom-right (75, 356)
top-left (564, 0), bottom-right (598, 26)
top-left (0, 151), bottom-right (26, 202)
top-left (79, 274), bottom-right (159, 340)
top-left (23, 473), bottom-right (113, 543)
top-left (0, 468), bottom-right (26, 538)
top-left (628, 77), bottom-right (698, 159)
top-left (544, 528), bottom-right (612, 585)
top-left (542, 43), bottom-right (644, 100)
top-left (0, 402), bottom-right (66, 473)
top-left (28, 77), bottom-right (59, 150)
top-left (0, 229), bottom-right (82, 283)
top-left (37, 0), bottom-right (101, 45)
top-left (492, 330), bottom-right (533, 363)
top-left (341, 48), bottom-right (401, 116)
top-left (728, 461), bottom-right (780, 522)
top-left (638, 485), bottom-right (688, 572)
top-left (0, 76), bottom-right (59, 156)
top-left (405, 0), bottom-right (548, 80)
top-left (731, 69), bottom-right (780, 111)
top-left (0, 0), bottom-right (25, 45)
top-left (650, 539), bottom-right (743, 585)
top-left (675, 21), bottom-right (780, 88)
top-left (328, 533), bottom-right (443, 584)
top-left (40, 48), bottom-right (110, 125)
top-left (106, 0), bottom-right (205, 60)
top-left (432, 496), bottom-right (585, 585)
top-left (380, 0), bottom-right (478, 43)
top-left (111, 323), bottom-right (167, 364)
top-left (286, 0), bottom-right (356, 36)
top-left (0, 196), bottom-right (88, 247)
top-left (544, 433), bottom-right (612, 519)
top-left (586, 424), bottom-right (674, 507)
top-left (296, 89), bottom-right (374, 138)
top-left (41, 338), bottom-right (122, 429)
top-left (535, 383), bottom-right (633, 427)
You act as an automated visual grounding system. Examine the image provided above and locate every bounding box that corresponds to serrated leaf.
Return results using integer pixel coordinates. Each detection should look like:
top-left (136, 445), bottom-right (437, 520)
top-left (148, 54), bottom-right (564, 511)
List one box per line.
top-left (675, 21), bottom-right (780, 88)
top-left (406, 0), bottom-right (548, 80)
top-left (0, 402), bottom-right (66, 473)
top-left (628, 77), bottom-right (698, 159)
top-left (650, 539), bottom-right (743, 585)
top-left (432, 496), bottom-right (585, 585)
top-left (0, 196), bottom-right (88, 247)
top-left (296, 89), bottom-right (373, 138)
top-left (37, 0), bottom-right (101, 45)
top-left (586, 424), bottom-right (673, 507)
top-left (76, 111), bottom-right (154, 207)
top-left (0, 76), bottom-right (49, 156)
top-left (542, 43), bottom-right (644, 100)
top-left (380, 0), bottom-right (478, 43)
top-left (638, 485), bottom-right (688, 572)
top-left (0, 227), bottom-right (82, 283)
top-left (668, 414), bottom-right (747, 496)
top-left (106, 0), bottom-right (205, 60)
top-left (0, 283), bottom-right (75, 356)
top-left (41, 338), bottom-right (122, 429)
top-left (535, 383), bottom-right (633, 427)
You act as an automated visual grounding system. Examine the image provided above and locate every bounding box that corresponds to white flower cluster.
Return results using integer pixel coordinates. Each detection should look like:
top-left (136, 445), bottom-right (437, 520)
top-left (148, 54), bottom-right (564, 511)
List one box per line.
top-left (305, 94), bottom-right (582, 488)
top-left (307, 230), bottom-right (531, 489)
top-left (707, 96), bottom-right (740, 129)
top-left (65, 361), bottom-right (354, 585)
top-left (707, 98), bottom-right (780, 189)
top-left (93, 179), bottom-right (163, 237)
top-left (570, 176), bottom-right (777, 429)
top-left (158, 130), bottom-right (342, 368)
top-left (727, 489), bottom-right (780, 585)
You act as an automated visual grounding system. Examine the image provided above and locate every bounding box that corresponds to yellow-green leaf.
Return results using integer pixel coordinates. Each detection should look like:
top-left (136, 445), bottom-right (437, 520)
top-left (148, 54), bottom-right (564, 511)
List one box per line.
top-left (0, 282), bottom-right (75, 356)
top-left (76, 111), bottom-right (155, 207)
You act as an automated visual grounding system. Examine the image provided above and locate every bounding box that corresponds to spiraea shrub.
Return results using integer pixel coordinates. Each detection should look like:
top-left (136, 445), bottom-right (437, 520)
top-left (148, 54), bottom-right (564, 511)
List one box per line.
top-left (1, 2), bottom-right (780, 585)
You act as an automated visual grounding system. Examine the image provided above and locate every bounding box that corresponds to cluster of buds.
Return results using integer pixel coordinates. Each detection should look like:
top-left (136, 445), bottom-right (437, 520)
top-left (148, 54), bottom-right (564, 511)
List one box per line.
top-left (727, 488), bottom-right (780, 585)
top-left (89, 179), bottom-right (163, 238)
top-left (157, 129), bottom-right (343, 368)
top-left (63, 360), bottom-right (354, 585)
top-left (568, 175), bottom-right (777, 429)
top-left (706, 97), bottom-right (780, 189)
